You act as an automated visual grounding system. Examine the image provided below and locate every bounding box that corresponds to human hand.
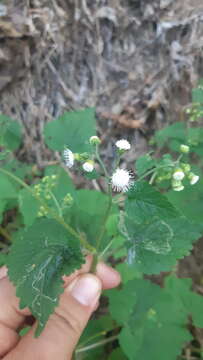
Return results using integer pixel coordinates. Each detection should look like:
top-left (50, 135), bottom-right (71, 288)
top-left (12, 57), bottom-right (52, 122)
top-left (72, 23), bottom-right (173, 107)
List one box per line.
top-left (0, 256), bottom-right (120, 360)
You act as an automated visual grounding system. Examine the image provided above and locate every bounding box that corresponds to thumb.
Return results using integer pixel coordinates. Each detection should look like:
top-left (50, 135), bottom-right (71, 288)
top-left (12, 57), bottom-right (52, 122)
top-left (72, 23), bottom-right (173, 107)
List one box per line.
top-left (9, 274), bottom-right (102, 360)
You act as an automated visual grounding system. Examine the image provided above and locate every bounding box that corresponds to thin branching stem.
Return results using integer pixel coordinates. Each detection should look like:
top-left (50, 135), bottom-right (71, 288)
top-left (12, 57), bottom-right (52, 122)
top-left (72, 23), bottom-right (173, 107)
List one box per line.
top-left (0, 168), bottom-right (95, 253)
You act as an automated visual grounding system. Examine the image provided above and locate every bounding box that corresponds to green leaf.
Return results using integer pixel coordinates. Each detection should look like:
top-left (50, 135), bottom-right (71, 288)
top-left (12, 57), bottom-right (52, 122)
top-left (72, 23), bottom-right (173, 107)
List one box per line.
top-left (167, 179), bottom-right (203, 224)
top-left (0, 115), bottom-right (22, 150)
top-left (19, 167), bottom-right (75, 227)
top-left (108, 348), bottom-right (128, 360)
top-left (135, 154), bottom-right (156, 177)
top-left (123, 217), bottom-right (200, 274)
top-left (111, 278), bottom-right (198, 360)
top-left (0, 174), bottom-right (17, 200)
top-left (68, 189), bottom-right (115, 250)
top-left (153, 122), bottom-right (186, 147)
top-left (18, 188), bottom-right (40, 227)
top-left (44, 108), bottom-right (96, 152)
top-left (123, 182), bottom-right (200, 274)
top-left (126, 181), bottom-right (180, 223)
top-left (7, 219), bottom-right (85, 336)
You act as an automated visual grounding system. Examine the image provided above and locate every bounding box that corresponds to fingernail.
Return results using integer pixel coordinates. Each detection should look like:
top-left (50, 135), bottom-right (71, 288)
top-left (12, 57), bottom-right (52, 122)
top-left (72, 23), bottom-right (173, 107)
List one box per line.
top-left (67, 274), bottom-right (101, 306)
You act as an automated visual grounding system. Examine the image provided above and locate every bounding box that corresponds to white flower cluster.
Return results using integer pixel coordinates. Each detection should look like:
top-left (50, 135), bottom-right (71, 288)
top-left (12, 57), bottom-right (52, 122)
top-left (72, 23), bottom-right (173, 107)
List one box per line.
top-left (111, 139), bottom-right (133, 192)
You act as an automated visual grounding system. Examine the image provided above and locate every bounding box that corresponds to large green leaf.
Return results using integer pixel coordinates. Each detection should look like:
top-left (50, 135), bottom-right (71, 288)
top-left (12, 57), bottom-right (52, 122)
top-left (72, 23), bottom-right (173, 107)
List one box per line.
top-left (109, 276), bottom-right (203, 360)
top-left (7, 219), bottom-right (85, 336)
top-left (123, 182), bottom-right (200, 274)
top-left (44, 108), bottom-right (96, 152)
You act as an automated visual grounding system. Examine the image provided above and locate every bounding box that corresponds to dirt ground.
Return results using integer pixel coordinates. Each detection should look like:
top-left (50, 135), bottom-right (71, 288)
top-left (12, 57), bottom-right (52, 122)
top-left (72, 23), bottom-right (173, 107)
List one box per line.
top-left (1, 0), bottom-right (203, 356)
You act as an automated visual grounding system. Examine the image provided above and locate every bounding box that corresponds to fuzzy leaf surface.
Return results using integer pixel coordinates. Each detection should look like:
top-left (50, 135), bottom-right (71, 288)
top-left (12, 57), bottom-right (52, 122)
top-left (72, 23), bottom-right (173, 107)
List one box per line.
top-left (44, 108), bottom-right (96, 152)
top-left (7, 219), bottom-right (85, 336)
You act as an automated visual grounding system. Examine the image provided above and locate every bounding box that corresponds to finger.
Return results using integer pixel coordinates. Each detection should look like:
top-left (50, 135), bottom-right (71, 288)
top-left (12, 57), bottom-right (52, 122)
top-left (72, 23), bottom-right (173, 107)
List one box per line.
top-left (0, 257), bottom-right (93, 357)
top-left (0, 266), bottom-right (8, 279)
top-left (96, 262), bottom-right (121, 289)
top-left (5, 274), bottom-right (102, 360)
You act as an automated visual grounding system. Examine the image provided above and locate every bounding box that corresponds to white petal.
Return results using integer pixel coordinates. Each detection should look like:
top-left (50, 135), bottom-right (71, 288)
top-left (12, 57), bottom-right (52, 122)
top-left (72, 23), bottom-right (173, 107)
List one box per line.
top-left (111, 168), bottom-right (133, 192)
top-left (83, 162), bottom-right (94, 172)
top-left (172, 170), bottom-right (185, 181)
top-left (115, 139), bottom-right (131, 151)
top-left (190, 175), bottom-right (199, 185)
top-left (63, 148), bottom-right (74, 168)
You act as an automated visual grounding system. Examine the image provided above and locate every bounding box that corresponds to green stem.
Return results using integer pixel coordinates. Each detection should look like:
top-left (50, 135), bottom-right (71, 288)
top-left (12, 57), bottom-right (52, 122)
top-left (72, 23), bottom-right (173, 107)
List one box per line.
top-left (76, 335), bottom-right (118, 354)
top-left (96, 184), bottom-right (113, 252)
top-left (49, 190), bottom-right (63, 218)
top-left (95, 144), bottom-right (109, 178)
top-left (149, 171), bottom-right (157, 185)
top-left (0, 168), bottom-right (95, 253)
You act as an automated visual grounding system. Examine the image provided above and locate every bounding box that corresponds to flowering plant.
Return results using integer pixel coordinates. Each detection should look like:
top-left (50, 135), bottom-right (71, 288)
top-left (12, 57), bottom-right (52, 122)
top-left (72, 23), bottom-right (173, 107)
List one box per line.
top-left (0, 104), bottom-right (203, 359)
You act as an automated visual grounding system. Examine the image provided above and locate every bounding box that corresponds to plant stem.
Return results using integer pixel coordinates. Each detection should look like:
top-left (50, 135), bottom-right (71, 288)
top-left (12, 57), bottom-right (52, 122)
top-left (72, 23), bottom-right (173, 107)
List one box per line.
top-left (96, 184), bottom-right (113, 252)
top-left (49, 190), bottom-right (63, 218)
top-left (0, 168), bottom-right (95, 253)
top-left (76, 335), bottom-right (118, 354)
top-left (149, 171), bottom-right (157, 185)
top-left (95, 144), bottom-right (109, 178)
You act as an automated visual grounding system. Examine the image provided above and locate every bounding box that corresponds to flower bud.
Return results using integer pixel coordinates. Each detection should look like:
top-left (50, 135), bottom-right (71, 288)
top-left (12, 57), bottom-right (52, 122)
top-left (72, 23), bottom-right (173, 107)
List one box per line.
top-left (180, 163), bottom-right (191, 174)
top-left (188, 172), bottom-right (200, 185)
top-left (180, 144), bottom-right (190, 153)
top-left (89, 136), bottom-right (101, 145)
top-left (172, 169), bottom-right (185, 181)
top-left (82, 161), bottom-right (94, 173)
top-left (172, 179), bottom-right (184, 191)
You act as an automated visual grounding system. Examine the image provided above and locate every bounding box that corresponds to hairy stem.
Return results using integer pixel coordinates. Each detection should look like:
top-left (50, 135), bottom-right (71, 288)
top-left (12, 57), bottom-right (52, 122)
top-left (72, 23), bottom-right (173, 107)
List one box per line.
top-left (95, 144), bottom-right (109, 178)
top-left (76, 335), bottom-right (118, 354)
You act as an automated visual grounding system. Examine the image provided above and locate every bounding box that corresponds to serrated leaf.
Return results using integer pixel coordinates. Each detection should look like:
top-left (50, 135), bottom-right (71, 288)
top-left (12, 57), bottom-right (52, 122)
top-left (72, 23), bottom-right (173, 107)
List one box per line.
top-left (7, 219), bottom-right (85, 336)
top-left (135, 154), bottom-right (156, 177)
top-left (123, 217), bottom-right (200, 274)
top-left (123, 182), bottom-right (200, 274)
top-left (126, 181), bottom-right (180, 223)
top-left (110, 278), bottom-right (198, 360)
top-left (44, 108), bottom-right (96, 152)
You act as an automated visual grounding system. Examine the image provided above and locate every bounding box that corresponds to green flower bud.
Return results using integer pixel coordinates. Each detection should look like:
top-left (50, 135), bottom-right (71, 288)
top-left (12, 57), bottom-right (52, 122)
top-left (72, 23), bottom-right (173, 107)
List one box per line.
top-left (180, 163), bottom-right (191, 174)
top-left (89, 136), bottom-right (101, 145)
top-left (180, 144), bottom-right (190, 154)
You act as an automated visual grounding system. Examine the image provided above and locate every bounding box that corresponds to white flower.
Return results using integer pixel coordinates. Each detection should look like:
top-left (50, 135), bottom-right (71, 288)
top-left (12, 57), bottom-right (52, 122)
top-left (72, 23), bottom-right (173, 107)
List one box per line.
top-left (111, 168), bottom-right (133, 192)
top-left (82, 161), bottom-right (94, 173)
top-left (173, 185), bottom-right (184, 192)
top-left (63, 148), bottom-right (74, 168)
top-left (189, 174), bottom-right (199, 185)
top-left (180, 144), bottom-right (190, 154)
top-left (89, 136), bottom-right (101, 145)
top-left (115, 139), bottom-right (131, 151)
top-left (172, 170), bottom-right (185, 181)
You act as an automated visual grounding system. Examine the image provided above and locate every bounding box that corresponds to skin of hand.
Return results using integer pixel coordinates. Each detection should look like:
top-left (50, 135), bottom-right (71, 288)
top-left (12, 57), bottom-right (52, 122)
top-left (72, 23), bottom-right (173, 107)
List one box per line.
top-left (0, 256), bottom-right (121, 360)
